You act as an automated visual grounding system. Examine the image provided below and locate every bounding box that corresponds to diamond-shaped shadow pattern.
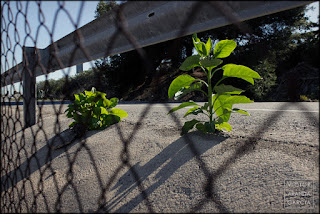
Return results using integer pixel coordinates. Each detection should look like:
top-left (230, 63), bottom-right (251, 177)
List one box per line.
top-left (1, 1), bottom-right (319, 213)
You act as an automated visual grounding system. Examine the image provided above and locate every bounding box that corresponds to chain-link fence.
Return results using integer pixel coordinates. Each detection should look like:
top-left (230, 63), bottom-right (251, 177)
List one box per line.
top-left (1, 1), bottom-right (319, 213)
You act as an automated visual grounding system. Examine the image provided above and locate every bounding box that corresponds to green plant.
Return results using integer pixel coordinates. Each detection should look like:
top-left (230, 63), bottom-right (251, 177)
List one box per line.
top-left (65, 87), bottom-right (127, 131)
top-left (168, 34), bottom-right (261, 135)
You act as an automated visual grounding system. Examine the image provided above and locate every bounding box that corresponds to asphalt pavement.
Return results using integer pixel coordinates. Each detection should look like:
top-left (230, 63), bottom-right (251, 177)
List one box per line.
top-left (1, 102), bottom-right (319, 213)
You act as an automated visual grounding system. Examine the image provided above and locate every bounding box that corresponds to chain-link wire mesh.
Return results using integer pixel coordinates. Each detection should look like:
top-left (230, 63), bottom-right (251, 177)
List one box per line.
top-left (1, 1), bottom-right (319, 213)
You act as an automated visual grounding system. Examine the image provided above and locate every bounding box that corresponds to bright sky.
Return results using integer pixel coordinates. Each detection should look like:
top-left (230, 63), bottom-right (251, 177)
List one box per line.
top-left (1, 1), bottom-right (100, 81)
top-left (1, 1), bottom-right (319, 95)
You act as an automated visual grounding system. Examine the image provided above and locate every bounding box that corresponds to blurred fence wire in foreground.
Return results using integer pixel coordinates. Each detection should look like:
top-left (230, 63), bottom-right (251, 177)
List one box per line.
top-left (1, 1), bottom-right (317, 213)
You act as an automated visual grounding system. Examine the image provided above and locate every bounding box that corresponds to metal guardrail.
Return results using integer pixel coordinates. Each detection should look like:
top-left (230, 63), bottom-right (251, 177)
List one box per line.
top-left (0, 0), bottom-right (314, 127)
top-left (1, 1), bottom-right (313, 86)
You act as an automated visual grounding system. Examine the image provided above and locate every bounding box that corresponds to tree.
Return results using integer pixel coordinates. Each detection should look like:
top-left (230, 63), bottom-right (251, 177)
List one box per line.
top-left (94, 0), bottom-right (117, 19)
top-left (194, 4), bottom-right (318, 100)
top-left (93, 2), bottom-right (318, 101)
top-left (93, 1), bottom-right (195, 99)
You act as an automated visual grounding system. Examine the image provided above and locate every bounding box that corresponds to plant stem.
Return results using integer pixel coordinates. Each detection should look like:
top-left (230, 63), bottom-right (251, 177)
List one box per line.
top-left (197, 79), bottom-right (209, 88)
top-left (211, 67), bottom-right (223, 77)
top-left (214, 76), bottom-right (227, 89)
top-left (206, 67), bottom-right (213, 123)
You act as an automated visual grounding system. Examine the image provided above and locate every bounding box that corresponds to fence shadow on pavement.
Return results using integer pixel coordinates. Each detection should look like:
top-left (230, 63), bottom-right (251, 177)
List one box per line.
top-left (1, 127), bottom-right (103, 194)
top-left (102, 131), bottom-right (227, 212)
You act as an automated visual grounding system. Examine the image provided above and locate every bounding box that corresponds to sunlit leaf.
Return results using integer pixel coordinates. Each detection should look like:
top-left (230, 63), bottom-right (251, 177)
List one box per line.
top-left (222, 64), bottom-right (261, 85)
top-left (168, 101), bottom-right (199, 114)
top-left (192, 34), bottom-right (207, 57)
top-left (205, 37), bottom-right (212, 56)
top-left (224, 95), bottom-right (253, 105)
top-left (215, 122), bottom-right (232, 131)
top-left (103, 98), bottom-right (112, 108)
top-left (174, 82), bottom-right (202, 100)
top-left (109, 108), bottom-right (128, 119)
top-left (168, 75), bottom-right (196, 99)
top-left (183, 106), bottom-right (203, 117)
top-left (100, 107), bottom-right (108, 115)
top-left (213, 40), bottom-right (237, 58)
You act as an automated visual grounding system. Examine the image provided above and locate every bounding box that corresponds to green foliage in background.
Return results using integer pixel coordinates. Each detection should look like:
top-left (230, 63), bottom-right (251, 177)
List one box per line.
top-left (36, 3), bottom-right (318, 102)
top-left (168, 34), bottom-right (261, 135)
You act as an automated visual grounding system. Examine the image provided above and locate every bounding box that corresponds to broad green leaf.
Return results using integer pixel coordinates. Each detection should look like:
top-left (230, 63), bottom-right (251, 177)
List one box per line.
top-left (222, 64), bottom-right (261, 85)
top-left (174, 82), bottom-right (202, 100)
top-left (212, 94), bottom-right (230, 117)
top-left (219, 105), bottom-right (232, 122)
top-left (100, 107), bottom-right (108, 115)
top-left (85, 90), bottom-right (94, 97)
top-left (226, 107), bottom-right (250, 116)
top-left (214, 84), bottom-right (244, 94)
top-left (212, 94), bottom-right (233, 122)
top-left (78, 93), bottom-right (85, 103)
top-left (183, 106), bottom-right (203, 117)
top-left (93, 106), bottom-right (101, 116)
top-left (205, 37), bottom-right (212, 56)
top-left (200, 43), bottom-right (207, 57)
top-left (181, 119), bottom-right (200, 135)
top-left (192, 33), bottom-right (200, 43)
top-left (109, 108), bottom-right (128, 119)
top-left (213, 95), bottom-right (252, 122)
top-left (103, 98), bottom-right (112, 108)
top-left (86, 96), bottom-right (95, 103)
top-left (213, 40), bottom-right (237, 58)
top-left (102, 114), bottom-right (120, 126)
top-left (95, 91), bottom-right (107, 101)
top-left (179, 55), bottom-right (201, 71)
top-left (96, 99), bottom-right (103, 108)
top-left (193, 42), bottom-right (206, 57)
top-left (168, 75), bottom-right (196, 99)
top-left (109, 97), bottom-right (119, 108)
top-left (204, 122), bottom-right (215, 133)
top-left (215, 122), bottom-right (232, 131)
top-left (74, 94), bottom-right (80, 102)
top-left (192, 34), bottom-right (207, 57)
top-left (168, 101), bottom-right (199, 114)
top-left (224, 95), bottom-right (253, 105)
top-left (195, 123), bottom-right (207, 133)
top-left (200, 58), bottom-right (222, 71)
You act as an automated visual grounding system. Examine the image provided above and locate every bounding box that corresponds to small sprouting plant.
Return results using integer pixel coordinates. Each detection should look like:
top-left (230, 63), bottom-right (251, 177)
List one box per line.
top-left (168, 34), bottom-right (261, 135)
top-left (65, 87), bottom-right (127, 131)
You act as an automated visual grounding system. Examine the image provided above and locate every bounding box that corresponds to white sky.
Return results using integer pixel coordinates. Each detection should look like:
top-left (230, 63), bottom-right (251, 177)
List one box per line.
top-left (1, 1), bottom-right (319, 95)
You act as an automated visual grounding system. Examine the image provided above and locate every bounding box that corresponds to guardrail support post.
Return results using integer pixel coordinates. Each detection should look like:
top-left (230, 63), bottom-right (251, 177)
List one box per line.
top-left (76, 64), bottom-right (83, 74)
top-left (23, 47), bottom-right (36, 128)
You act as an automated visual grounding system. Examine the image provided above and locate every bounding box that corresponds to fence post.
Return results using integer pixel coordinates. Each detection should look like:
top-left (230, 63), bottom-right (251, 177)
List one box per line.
top-left (76, 64), bottom-right (83, 74)
top-left (23, 47), bottom-right (36, 128)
